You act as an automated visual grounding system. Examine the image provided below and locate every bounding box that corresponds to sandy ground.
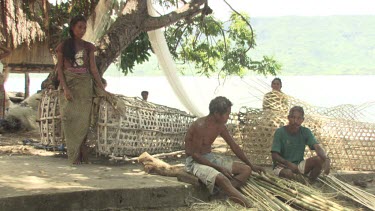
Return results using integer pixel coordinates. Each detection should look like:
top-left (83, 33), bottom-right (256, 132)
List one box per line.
top-left (0, 130), bottom-right (53, 156)
top-left (1, 130), bottom-right (375, 210)
top-left (0, 130), bottom-right (197, 210)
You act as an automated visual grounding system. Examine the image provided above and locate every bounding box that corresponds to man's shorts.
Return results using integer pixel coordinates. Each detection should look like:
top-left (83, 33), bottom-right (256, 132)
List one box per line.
top-left (185, 153), bottom-right (233, 194)
top-left (273, 160), bottom-right (306, 176)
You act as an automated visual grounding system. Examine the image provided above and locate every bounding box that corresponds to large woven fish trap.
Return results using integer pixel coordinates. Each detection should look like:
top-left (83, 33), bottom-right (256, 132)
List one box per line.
top-left (235, 107), bottom-right (375, 171)
top-left (263, 91), bottom-right (374, 121)
top-left (96, 95), bottom-right (196, 157)
top-left (38, 90), bottom-right (64, 146)
top-left (297, 99), bottom-right (375, 122)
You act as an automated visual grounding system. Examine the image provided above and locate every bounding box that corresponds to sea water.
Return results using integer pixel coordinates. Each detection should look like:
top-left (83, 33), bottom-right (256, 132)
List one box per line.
top-left (5, 74), bottom-right (375, 121)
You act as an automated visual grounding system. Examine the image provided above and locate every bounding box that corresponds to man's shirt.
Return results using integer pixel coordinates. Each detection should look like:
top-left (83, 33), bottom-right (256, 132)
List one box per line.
top-left (271, 126), bottom-right (318, 167)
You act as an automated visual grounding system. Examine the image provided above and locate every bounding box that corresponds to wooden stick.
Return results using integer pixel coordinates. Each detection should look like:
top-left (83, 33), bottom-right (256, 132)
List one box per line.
top-left (137, 152), bottom-right (202, 186)
top-left (109, 150), bottom-right (186, 162)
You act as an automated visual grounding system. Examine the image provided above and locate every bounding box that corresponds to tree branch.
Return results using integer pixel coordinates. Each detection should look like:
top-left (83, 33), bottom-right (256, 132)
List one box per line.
top-left (173, 25), bottom-right (187, 53)
top-left (143, 0), bottom-right (209, 31)
top-left (223, 0), bottom-right (254, 51)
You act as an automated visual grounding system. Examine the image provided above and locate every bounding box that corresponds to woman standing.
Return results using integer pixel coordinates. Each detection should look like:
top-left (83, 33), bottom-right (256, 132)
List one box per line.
top-left (56, 15), bottom-right (104, 164)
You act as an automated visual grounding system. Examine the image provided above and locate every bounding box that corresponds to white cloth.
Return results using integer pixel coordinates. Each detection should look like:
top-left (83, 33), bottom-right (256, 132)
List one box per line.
top-left (146, 0), bottom-right (204, 117)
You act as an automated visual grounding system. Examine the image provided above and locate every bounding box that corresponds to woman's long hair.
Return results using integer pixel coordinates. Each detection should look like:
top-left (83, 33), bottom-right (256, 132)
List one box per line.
top-left (62, 15), bottom-right (87, 65)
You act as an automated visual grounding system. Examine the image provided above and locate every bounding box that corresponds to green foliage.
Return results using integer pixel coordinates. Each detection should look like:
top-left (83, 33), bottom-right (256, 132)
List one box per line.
top-left (154, 0), bottom-right (179, 9)
top-left (228, 13), bottom-right (255, 49)
top-left (165, 12), bottom-right (281, 77)
top-left (45, 1), bottom-right (279, 77)
top-left (116, 32), bottom-right (152, 75)
top-left (129, 15), bottom-right (375, 76)
top-left (49, 1), bottom-right (98, 42)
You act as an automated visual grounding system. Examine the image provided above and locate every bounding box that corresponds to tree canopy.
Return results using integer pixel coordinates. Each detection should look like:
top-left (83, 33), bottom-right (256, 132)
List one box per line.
top-left (0, 0), bottom-right (281, 77)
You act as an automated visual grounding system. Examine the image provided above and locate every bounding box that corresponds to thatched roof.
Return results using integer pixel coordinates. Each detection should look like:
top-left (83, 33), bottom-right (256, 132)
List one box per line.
top-left (3, 41), bottom-right (55, 73)
top-left (0, 0), bottom-right (46, 49)
top-left (0, 0), bottom-right (55, 73)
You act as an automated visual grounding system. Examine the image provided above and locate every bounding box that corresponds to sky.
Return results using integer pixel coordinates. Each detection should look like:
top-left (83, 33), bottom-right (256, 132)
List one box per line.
top-left (210, 0), bottom-right (375, 18)
top-left (48, 0), bottom-right (375, 17)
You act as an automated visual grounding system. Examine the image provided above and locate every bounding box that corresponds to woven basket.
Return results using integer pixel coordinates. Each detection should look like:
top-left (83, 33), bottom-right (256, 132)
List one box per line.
top-left (38, 90), bottom-right (64, 146)
top-left (232, 107), bottom-right (375, 171)
top-left (96, 95), bottom-right (196, 157)
top-left (38, 92), bottom-right (196, 157)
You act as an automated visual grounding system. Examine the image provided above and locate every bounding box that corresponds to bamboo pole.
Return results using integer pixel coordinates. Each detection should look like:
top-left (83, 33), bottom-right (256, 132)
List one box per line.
top-left (24, 73), bottom-right (30, 98)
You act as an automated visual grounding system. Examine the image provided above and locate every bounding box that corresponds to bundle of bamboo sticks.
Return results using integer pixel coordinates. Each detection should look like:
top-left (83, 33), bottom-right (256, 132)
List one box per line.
top-left (241, 173), bottom-right (350, 211)
top-left (319, 175), bottom-right (375, 211)
top-left (185, 173), bottom-right (374, 210)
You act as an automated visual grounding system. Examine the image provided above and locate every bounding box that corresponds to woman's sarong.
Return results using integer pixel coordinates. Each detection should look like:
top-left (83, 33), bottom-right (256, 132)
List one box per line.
top-left (59, 70), bottom-right (93, 163)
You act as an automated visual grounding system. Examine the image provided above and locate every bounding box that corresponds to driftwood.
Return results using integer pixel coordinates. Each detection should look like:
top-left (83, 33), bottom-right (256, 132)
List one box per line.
top-left (110, 150), bottom-right (185, 162)
top-left (138, 152), bottom-right (201, 186)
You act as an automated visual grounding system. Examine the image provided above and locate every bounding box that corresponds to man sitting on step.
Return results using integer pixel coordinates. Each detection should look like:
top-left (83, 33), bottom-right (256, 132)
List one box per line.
top-left (184, 96), bottom-right (265, 208)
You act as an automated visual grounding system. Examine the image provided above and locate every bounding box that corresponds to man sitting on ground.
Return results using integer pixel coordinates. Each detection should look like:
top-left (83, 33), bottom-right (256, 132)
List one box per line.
top-left (184, 96), bottom-right (265, 207)
top-left (271, 106), bottom-right (330, 182)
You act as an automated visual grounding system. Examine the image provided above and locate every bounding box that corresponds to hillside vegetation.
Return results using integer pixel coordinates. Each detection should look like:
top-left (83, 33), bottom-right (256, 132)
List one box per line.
top-left (106, 15), bottom-right (375, 76)
top-left (251, 15), bottom-right (375, 75)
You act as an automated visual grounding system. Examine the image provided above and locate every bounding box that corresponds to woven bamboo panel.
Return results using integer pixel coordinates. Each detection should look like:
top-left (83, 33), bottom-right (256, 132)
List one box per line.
top-left (96, 95), bottom-right (196, 157)
top-left (232, 107), bottom-right (375, 171)
top-left (234, 108), bottom-right (287, 166)
top-left (263, 91), bottom-right (374, 121)
top-left (38, 90), bottom-right (64, 146)
top-left (318, 118), bottom-right (375, 171)
top-left (282, 92), bottom-right (370, 121)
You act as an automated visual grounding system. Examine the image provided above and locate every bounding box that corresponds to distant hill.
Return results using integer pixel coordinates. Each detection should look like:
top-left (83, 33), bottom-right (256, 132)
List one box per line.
top-left (106, 15), bottom-right (375, 76)
top-left (250, 15), bottom-right (375, 75)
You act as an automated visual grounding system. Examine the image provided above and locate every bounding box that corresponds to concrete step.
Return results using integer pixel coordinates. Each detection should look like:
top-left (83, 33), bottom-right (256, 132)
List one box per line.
top-left (0, 155), bottom-right (209, 211)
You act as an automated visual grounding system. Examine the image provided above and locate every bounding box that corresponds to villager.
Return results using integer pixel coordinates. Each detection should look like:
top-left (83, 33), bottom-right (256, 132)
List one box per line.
top-left (141, 90), bottom-right (148, 101)
top-left (271, 106), bottom-right (331, 181)
top-left (184, 96), bottom-right (265, 207)
top-left (101, 77), bottom-right (107, 89)
top-left (56, 15), bottom-right (105, 164)
top-left (262, 77), bottom-right (289, 112)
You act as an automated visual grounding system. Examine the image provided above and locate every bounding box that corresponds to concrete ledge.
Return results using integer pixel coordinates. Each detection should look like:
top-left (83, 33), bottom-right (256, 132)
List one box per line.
top-left (0, 186), bottom-right (208, 211)
top-left (0, 155), bottom-right (210, 211)
top-left (2, 155), bottom-right (373, 210)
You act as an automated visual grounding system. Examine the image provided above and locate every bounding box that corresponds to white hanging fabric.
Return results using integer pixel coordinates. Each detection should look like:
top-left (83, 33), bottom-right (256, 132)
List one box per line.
top-left (146, 0), bottom-right (204, 117)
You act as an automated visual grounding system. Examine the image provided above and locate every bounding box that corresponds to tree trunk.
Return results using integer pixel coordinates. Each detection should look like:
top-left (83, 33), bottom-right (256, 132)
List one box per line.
top-left (94, 0), bottom-right (208, 74)
top-left (83, 0), bottom-right (127, 43)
